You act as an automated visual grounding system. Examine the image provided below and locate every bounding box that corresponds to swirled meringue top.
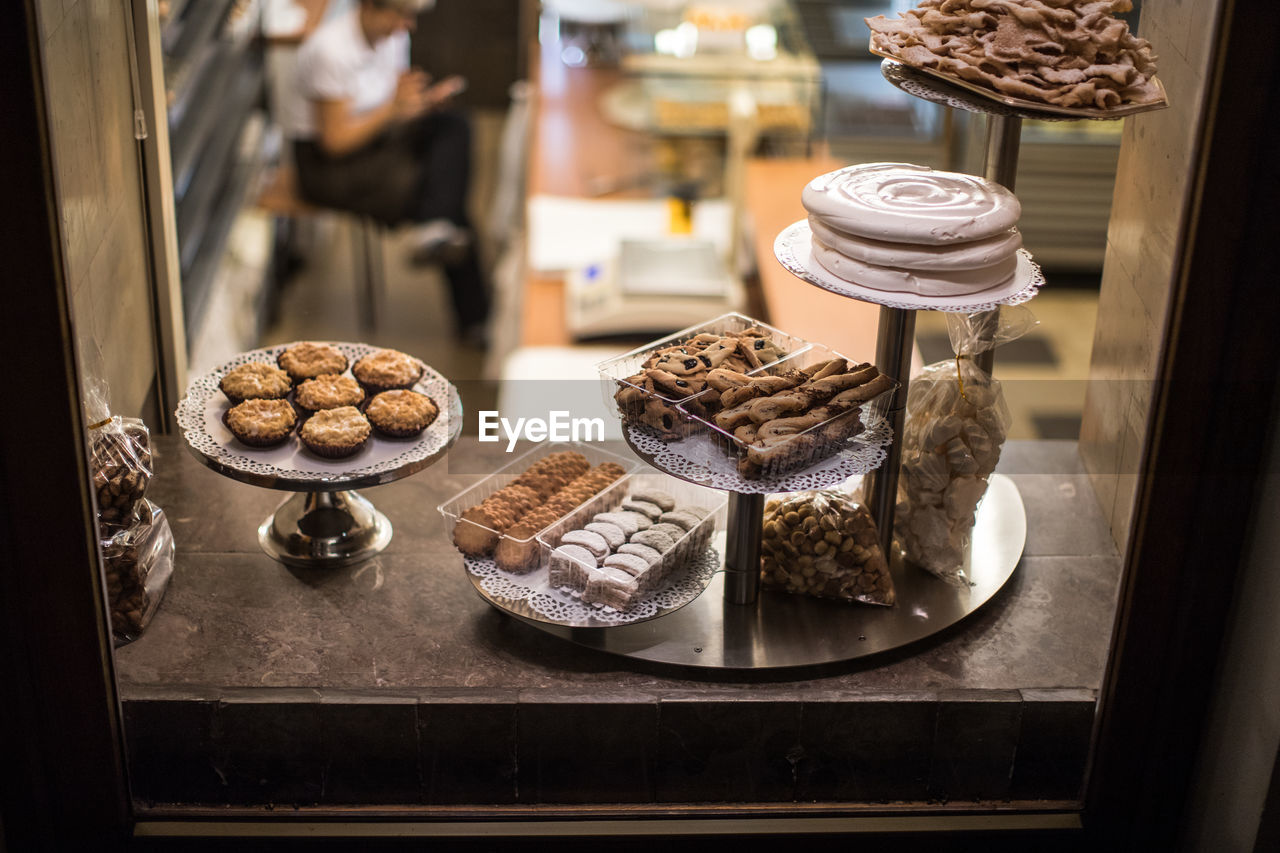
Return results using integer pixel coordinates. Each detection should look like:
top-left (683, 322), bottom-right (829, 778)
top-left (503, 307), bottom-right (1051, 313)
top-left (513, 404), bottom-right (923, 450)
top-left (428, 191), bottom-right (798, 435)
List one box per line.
top-left (802, 163), bottom-right (1021, 245)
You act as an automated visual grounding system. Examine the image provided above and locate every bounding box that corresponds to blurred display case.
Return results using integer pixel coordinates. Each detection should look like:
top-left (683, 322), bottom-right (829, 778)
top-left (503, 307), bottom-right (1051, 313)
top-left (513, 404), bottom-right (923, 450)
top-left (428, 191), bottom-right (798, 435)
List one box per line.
top-left (601, 1), bottom-right (823, 138)
top-left (159, 0), bottom-right (269, 339)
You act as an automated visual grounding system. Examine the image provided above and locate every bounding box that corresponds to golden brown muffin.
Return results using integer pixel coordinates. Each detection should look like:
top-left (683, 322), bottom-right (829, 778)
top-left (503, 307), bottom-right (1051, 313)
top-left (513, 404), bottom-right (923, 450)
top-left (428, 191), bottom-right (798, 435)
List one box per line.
top-left (352, 349), bottom-right (424, 393)
top-left (299, 406), bottom-right (371, 458)
top-left (277, 342), bottom-right (349, 382)
top-left (365, 389), bottom-right (439, 438)
top-left (219, 362), bottom-right (292, 404)
top-left (294, 373), bottom-right (365, 414)
top-left (223, 399), bottom-right (297, 448)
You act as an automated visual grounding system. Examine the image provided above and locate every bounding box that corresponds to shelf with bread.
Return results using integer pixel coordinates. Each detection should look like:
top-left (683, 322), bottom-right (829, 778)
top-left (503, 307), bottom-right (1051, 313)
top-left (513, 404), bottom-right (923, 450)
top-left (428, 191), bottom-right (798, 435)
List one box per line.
top-left (176, 341), bottom-right (462, 567)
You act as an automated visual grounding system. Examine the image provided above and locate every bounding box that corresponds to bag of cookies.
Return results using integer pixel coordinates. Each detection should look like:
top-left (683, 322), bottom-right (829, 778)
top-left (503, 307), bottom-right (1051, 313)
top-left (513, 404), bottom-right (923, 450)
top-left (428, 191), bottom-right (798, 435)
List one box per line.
top-left (894, 307), bottom-right (1034, 584)
top-left (760, 490), bottom-right (895, 606)
top-left (100, 499), bottom-right (174, 644)
top-left (90, 416), bottom-right (154, 530)
top-left (81, 351), bottom-right (172, 642)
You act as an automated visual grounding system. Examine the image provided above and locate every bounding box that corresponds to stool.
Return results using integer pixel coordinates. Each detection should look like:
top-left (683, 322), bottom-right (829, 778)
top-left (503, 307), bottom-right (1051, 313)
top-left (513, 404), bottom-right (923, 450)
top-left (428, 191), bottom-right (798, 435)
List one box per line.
top-left (257, 166), bottom-right (385, 330)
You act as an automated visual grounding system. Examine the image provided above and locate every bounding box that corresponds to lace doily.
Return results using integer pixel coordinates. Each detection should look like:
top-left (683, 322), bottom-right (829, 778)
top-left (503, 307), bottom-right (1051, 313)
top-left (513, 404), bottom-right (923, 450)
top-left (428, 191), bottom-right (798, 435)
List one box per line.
top-left (878, 58), bottom-right (1164, 121)
top-left (465, 547), bottom-right (720, 627)
top-left (775, 221), bottom-right (1044, 313)
top-left (176, 342), bottom-right (461, 488)
top-left (625, 415), bottom-right (893, 494)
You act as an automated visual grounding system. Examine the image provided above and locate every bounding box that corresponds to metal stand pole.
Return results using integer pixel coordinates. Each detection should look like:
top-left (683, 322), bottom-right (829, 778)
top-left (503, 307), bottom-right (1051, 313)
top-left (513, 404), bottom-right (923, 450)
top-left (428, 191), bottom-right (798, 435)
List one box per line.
top-left (724, 491), bottom-right (765, 605)
top-left (974, 114), bottom-right (1023, 374)
top-left (259, 489), bottom-right (392, 568)
top-left (865, 306), bottom-right (917, 557)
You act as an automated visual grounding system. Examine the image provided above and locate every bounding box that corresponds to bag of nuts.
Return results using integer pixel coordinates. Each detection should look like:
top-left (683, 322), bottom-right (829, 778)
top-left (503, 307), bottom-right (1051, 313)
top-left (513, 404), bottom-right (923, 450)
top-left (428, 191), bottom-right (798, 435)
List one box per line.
top-left (760, 491), bottom-right (895, 606)
top-left (82, 359), bottom-right (171, 643)
top-left (90, 416), bottom-right (153, 530)
top-left (100, 499), bottom-right (174, 643)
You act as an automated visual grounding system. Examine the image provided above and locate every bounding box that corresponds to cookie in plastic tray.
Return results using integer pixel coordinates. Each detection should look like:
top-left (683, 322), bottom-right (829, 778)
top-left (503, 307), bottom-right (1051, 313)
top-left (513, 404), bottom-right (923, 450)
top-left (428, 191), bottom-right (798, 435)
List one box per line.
top-left (537, 473), bottom-right (726, 611)
top-left (686, 344), bottom-right (898, 480)
top-left (596, 312), bottom-right (811, 440)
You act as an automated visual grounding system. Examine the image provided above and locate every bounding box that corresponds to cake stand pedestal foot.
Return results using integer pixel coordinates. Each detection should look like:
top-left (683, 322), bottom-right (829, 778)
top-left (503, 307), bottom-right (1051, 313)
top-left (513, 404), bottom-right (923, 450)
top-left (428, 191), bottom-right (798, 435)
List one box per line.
top-left (258, 489), bottom-right (392, 567)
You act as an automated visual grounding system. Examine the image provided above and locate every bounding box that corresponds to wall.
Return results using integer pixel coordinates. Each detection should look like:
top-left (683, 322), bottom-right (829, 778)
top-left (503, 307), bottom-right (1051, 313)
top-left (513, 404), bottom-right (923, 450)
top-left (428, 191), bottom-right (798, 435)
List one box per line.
top-left (35, 0), bottom-right (158, 424)
top-left (1079, 0), bottom-right (1222, 551)
top-left (1181, 372), bottom-right (1280, 850)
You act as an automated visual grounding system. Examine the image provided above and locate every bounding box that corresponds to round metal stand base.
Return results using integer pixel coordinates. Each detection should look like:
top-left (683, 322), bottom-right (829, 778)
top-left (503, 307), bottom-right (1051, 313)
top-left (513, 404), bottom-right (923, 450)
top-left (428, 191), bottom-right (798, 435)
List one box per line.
top-left (515, 474), bottom-right (1026, 669)
top-left (258, 489), bottom-right (392, 568)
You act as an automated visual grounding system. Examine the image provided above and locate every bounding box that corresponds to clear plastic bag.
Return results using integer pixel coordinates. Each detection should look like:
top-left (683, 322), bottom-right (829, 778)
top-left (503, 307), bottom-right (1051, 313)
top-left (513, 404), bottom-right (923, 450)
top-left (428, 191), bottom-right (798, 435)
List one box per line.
top-left (894, 307), bottom-right (1034, 584)
top-left (760, 490), bottom-right (895, 606)
top-left (90, 417), bottom-right (154, 529)
top-left (101, 500), bottom-right (174, 644)
top-left (81, 347), bottom-right (170, 642)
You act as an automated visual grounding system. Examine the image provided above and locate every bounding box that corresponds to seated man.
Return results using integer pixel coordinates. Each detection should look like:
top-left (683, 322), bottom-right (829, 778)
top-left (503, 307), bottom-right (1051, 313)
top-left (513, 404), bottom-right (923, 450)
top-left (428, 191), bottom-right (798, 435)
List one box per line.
top-left (284, 0), bottom-right (489, 342)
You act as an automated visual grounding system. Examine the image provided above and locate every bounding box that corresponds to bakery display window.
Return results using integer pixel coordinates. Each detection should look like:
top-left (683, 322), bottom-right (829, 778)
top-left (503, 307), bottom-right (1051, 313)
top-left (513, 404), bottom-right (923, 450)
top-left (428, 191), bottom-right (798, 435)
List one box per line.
top-left (7, 0), bottom-right (1280, 849)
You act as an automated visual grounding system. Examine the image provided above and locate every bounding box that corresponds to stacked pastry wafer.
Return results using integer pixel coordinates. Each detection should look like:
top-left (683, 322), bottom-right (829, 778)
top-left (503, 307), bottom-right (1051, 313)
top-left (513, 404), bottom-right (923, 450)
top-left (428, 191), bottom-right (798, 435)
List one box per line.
top-left (614, 328), bottom-right (786, 439)
top-left (707, 358), bottom-right (896, 479)
top-left (547, 488), bottom-right (715, 611)
top-left (867, 0), bottom-right (1160, 111)
top-left (452, 451), bottom-right (626, 567)
top-left (803, 163), bottom-right (1023, 297)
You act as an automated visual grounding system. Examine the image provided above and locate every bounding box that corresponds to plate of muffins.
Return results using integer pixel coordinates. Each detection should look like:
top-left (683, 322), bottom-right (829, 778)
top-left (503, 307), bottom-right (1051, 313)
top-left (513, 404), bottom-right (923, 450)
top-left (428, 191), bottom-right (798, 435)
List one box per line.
top-left (176, 341), bottom-right (462, 489)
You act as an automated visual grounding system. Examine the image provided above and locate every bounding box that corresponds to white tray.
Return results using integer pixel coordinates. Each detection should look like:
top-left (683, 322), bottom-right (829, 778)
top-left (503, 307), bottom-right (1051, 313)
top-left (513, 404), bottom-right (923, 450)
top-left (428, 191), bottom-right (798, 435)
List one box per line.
top-left (176, 342), bottom-right (461, 490)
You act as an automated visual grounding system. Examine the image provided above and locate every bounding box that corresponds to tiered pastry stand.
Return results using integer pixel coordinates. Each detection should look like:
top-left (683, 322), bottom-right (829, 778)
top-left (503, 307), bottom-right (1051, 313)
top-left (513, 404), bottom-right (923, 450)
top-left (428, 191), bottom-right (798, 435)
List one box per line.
top-left (857, 57), bottom-right (1166, 554)
top-left (510, 59), bottom-right (1167, 669)
top-left (176, 343), bottom-right (463, 568)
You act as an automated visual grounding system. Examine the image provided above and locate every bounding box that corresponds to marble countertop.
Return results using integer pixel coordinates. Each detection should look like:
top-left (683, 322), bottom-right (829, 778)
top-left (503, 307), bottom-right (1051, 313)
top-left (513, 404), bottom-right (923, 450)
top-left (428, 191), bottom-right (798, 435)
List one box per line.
top-left (118, 436), bottom-right (1120, 696)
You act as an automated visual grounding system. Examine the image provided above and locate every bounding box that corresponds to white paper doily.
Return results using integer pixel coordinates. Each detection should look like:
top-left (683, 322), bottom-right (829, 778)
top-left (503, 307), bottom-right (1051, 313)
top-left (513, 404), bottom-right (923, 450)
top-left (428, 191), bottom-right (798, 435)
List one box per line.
top-left (624, 415), bottom-right (893, 494)
top-left (464, 547), bottom-right (721, 627)
top-left (176, 342), bottom-right (462, 489)
top-left (774, 221), bottom-right (1044, 313)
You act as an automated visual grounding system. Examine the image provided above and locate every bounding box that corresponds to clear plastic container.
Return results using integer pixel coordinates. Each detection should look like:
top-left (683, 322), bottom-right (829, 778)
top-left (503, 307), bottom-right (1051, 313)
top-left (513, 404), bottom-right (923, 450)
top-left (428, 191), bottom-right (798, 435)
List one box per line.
top-left (437, 442), bottom-right (641, 571)
top-left (685, 345), bottom-right (899, 480)
top-left (595, 312), bottom-right (812, 438)
top-left (536, 472), bottom-right (728, 607)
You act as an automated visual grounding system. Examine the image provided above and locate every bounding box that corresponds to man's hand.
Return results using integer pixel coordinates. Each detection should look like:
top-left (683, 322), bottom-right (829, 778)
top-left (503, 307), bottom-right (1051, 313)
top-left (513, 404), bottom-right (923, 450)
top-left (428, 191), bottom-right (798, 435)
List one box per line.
top-left (392, 69), bottom-right (432, 119)
top-left (424, 75), bottom-right (467, 109)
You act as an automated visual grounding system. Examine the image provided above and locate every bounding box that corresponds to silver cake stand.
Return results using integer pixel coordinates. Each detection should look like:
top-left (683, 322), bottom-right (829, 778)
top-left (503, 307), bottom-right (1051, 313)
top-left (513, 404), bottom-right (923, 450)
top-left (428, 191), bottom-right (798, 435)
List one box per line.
top-left (176, 343), bottom-right (463, 568)
top-left (519, 474), bottom-right (1025, 669)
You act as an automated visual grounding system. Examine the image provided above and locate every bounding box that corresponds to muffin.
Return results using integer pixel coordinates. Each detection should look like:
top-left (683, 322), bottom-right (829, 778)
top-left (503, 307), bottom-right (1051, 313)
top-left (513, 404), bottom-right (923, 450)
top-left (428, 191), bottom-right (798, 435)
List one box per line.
top-left (294, 373), bottom-right (365, 414)
top-left (352, 349), bottom-right (424, 394)
top-left (223, 399), bottom-right (297, 448)
top-left (299, 406), bottom-right (371, 458)
top-left (365, 389), bottom-right (439, 438)
top-left (277, 342), bottom-right (348, 383)
top-left (219, 362), bottom-right (292, 404)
